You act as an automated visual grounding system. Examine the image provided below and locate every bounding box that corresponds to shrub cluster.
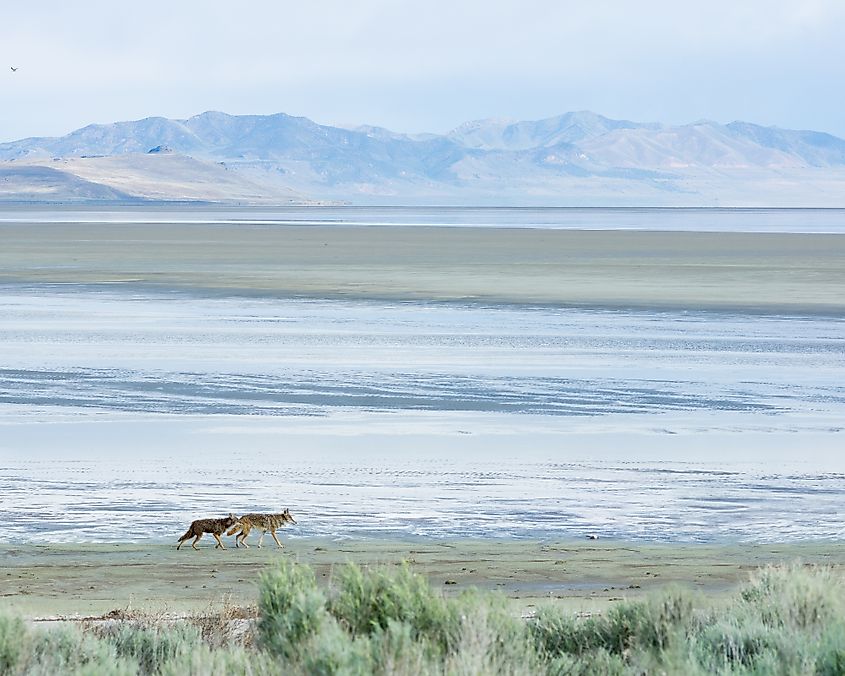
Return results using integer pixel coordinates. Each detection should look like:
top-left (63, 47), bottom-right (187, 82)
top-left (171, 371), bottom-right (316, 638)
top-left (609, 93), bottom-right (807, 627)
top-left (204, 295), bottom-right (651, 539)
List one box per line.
top-left (1, 562), bottom-right (843, 674)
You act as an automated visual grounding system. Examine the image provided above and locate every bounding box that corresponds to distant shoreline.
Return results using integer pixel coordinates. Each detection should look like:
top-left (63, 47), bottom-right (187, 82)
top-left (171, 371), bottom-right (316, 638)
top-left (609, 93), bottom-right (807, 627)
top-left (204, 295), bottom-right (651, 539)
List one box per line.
top-left (2, 201), bottom-right (845, 212)
top-left (2, 220), bottom-right (844, 315)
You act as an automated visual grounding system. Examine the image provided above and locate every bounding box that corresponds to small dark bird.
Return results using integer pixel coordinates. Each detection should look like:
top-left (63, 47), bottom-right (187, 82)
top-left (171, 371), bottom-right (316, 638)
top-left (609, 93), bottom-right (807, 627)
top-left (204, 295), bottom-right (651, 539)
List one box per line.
top-left (10, 67), bottom-right (18, 72)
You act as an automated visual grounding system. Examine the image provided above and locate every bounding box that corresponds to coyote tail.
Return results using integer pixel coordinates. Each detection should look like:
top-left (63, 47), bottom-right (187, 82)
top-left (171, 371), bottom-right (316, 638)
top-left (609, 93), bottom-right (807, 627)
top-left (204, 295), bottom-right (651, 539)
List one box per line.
top-left (225, 524), bottom-right (241, 537)
top-left (177, 526), bottom-right (193, 542)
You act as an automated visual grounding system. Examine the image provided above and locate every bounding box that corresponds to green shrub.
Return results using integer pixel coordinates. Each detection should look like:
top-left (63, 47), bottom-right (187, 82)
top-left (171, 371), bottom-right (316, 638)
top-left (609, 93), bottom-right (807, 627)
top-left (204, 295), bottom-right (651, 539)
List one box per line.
top-left (27, 625), bottom-right (123, 674)
top-left (328, 562), bottom-right (458, 654)
top-left (545, 648), bottom-right (626, 676)
top-left (815, 624), bottom-right (845, 676)
top-left (532, 588), bottom-right (696, 660)
top-left (601, 587), bottom-right (696, 654)
top-left (695, 619), bottom-right (781, 670)
top-left (0, 618), bottom-right (136, 676)
top-left (104, 622), bottom-right (200, 675)
top-left (740, 564), bottom-right (844, 630)
top-left (368, 620), bottom-right (430, 676)
top-left (0, 613), bottom-right (28, 675)
top-left (445, 594), bottom-right (537, 676)
top-left (159, 644), bottom-right (280, 676)
top-left (295, 619), bottom-right (374, 676)
top-left (626, 644), bottom-right (715, 676)
top-left (531, 607), bottom-right (613, 658)
top-left (258, 558), bottom-right (331, 660)
top-left (39, 656), bottom-right (138, 676)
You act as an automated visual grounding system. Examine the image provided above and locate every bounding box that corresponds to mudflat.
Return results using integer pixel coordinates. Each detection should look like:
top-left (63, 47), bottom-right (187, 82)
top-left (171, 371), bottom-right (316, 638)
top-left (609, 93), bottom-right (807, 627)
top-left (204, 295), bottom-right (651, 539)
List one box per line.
top-left (1, 223), bottom-right (844, 313)
top-left (3, 540), bottom-right (844, 618)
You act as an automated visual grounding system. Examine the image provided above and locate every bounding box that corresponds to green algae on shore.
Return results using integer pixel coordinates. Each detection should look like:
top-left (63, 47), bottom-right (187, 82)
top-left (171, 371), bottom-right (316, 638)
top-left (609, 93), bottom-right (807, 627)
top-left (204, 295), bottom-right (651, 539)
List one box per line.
top-left (3, 540), bottom-right (844, 618)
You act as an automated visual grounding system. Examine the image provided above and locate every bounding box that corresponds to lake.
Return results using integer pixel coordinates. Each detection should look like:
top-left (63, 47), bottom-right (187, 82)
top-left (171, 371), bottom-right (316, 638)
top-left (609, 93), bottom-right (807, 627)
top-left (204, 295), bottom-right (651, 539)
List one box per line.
top-left (1, 206), bottom-right (843, 543)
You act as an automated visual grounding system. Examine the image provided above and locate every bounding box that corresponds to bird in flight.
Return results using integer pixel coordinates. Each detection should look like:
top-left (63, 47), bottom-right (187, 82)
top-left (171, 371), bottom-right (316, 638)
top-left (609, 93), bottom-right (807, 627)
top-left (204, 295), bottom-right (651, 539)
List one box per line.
top-left (10, 67), bottom-right (18, 72)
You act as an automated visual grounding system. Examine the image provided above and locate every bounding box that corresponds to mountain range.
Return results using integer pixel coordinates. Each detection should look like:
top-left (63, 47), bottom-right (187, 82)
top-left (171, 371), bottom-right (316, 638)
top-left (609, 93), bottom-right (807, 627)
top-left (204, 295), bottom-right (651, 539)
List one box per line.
top-left (2, 110), bottom-right (845, 205)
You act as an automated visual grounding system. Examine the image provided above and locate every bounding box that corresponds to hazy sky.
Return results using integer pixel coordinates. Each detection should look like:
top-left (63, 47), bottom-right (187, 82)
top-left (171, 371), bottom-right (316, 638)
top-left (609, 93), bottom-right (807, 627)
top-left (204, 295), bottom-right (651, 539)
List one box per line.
top-left (2, 1), bottom-right (844, 142)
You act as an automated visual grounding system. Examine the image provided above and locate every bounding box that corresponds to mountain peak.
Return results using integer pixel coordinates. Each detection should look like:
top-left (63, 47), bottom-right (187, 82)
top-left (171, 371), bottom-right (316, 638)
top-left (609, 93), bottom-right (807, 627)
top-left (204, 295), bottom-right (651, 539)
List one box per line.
top-left (450, 117), bottom-right (518, 133)
top-left (189, 110), bottom-right (232, 121)
top-left (447, 110), bottom-right (645, 150)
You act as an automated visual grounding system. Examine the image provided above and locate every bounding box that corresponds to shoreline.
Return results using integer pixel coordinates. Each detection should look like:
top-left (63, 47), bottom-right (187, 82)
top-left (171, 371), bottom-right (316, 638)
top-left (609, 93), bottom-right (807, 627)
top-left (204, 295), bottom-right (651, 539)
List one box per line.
top-left (2, 224), bottom-right (844, 314)
top-left (4, 540), bottom-right (844, 618)
top-left (4, 278), bottom-right (845, 318)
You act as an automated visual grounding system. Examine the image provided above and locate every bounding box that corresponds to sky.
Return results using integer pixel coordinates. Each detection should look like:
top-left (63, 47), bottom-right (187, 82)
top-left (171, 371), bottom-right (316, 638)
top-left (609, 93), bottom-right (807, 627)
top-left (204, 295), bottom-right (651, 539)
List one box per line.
top-left (2, 0), bottom-right (845, 142)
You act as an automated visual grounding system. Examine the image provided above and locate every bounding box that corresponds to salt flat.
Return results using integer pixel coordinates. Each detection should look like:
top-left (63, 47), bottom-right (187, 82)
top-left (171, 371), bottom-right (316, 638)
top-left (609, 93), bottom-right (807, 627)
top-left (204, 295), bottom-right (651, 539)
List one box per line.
top-left (0, 207), bottom-right (843, 548)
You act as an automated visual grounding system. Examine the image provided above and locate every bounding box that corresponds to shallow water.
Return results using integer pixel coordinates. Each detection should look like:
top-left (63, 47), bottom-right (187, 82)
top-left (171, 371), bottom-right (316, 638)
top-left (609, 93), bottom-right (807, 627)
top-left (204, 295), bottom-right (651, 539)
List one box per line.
top-left (1, 204), bottom-right (845, 232)
top-left (1, 283), bottom-right (843, 543)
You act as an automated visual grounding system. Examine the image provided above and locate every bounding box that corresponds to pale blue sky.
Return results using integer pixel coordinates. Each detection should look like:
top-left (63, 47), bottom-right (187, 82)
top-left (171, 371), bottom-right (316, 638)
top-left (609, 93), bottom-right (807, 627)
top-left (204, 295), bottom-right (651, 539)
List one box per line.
top-left (2, 0), bottom-right (844, 142)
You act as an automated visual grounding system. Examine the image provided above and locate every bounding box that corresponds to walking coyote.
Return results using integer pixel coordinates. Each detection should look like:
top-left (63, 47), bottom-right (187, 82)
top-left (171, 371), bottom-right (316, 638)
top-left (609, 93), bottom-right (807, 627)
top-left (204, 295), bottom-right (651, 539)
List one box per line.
top-left (177, 513), bottom-right (239, 550)
top-left (226, 509), bottom-right (296, 548)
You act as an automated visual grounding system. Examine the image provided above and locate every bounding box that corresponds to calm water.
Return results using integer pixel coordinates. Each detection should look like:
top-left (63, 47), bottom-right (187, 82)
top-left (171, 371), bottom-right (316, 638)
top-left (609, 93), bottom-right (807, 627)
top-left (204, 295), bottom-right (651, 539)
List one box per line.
top-left (1, 204), bottom-right (845, 232)
top-left (1, 207), bottom-right (844, 543)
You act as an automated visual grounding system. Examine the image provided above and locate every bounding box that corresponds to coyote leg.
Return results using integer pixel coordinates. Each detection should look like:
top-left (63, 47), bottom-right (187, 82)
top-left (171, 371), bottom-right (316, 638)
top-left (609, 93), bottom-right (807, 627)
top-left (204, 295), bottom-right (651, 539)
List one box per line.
top-left (258, 531), bottom-right (265, 548)
top-left (213, 533), bottom-right (226, 549)
top-left (239, 533), bottom-right (250, 549)
top-left (271, 530), bottom-right (284, 548)
top-left (192, 533), bottom-right (203, 550)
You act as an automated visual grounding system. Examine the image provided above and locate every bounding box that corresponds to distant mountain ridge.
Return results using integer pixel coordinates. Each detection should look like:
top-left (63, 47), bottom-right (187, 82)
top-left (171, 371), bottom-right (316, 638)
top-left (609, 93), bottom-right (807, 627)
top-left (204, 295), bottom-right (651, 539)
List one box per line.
top-left (2, 110), bottom-right (845, 205)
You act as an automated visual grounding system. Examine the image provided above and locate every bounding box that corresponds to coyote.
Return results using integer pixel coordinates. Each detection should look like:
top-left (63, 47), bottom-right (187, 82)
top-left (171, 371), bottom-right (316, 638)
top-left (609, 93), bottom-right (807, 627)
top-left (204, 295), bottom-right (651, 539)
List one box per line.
top-left (177, 514), bottom-right (239, 550)
top-left (226, 509), bottom-right (297, 548)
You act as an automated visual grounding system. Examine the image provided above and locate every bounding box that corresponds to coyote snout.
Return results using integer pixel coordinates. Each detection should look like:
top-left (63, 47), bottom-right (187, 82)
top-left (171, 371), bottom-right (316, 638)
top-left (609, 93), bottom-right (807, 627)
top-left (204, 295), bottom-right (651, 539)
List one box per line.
top-left (177, 513), bottom-right (239, 550)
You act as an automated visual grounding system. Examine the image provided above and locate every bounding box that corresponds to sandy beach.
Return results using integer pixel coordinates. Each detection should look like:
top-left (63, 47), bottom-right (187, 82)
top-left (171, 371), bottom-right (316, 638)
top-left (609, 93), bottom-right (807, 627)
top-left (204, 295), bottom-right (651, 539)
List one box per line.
top-left (4, 540), bottom-right (845, 618)
top-left (1, 221), bottom-right (844, 313)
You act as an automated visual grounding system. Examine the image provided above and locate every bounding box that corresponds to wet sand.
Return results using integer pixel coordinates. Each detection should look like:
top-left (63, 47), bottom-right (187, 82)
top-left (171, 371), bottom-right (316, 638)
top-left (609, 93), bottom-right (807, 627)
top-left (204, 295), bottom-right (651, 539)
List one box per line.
top-left (2, 223), bottom-right (844, 313)
top-left (3, 540), bottom-right (845, 618)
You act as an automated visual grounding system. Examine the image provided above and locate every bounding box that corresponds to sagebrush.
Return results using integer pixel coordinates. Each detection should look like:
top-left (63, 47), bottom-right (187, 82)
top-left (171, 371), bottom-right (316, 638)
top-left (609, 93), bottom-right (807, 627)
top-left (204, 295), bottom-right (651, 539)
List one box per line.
top-left (2, 562), bottom-right (844, 675)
